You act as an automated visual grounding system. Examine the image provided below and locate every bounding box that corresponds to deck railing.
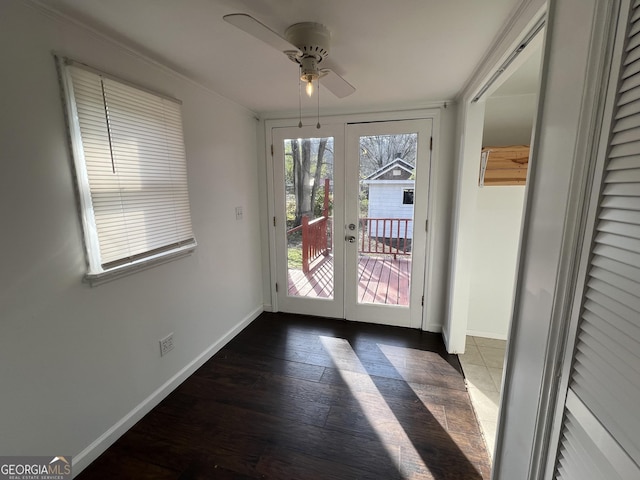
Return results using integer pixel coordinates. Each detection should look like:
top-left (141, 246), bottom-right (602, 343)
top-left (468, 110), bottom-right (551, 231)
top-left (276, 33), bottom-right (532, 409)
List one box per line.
top-left (286, 178), bottom-right (412, 272)
top-left (302, 216), bottom-right (330, 273)
top-left (288, 216), bottom-right (412, 274)
top-left (287, 216), bottom-right (332, 273)
top-left (359, 218), bottom-right (412, 258)
top-left (285, 179), bottom-right (332, 273)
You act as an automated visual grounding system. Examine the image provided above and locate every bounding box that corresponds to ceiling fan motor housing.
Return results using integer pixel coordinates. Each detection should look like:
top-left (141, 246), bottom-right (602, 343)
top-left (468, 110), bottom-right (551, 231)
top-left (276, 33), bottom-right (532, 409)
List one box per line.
top-left (285, 22), bottom-right (331, 67)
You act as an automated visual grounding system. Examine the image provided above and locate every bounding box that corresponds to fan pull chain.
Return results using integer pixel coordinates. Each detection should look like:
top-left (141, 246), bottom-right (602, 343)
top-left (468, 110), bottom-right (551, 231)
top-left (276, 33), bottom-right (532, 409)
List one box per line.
top-left (298, 65), bottom-right (303, 128)
top-left (316, 78), bottom-right (321, 129)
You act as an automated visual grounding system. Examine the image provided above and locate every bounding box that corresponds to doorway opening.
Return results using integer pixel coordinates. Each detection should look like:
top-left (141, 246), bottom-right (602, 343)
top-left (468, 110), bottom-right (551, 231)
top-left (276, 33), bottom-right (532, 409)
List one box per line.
top-left (455, 34), bottom-right (544, 458)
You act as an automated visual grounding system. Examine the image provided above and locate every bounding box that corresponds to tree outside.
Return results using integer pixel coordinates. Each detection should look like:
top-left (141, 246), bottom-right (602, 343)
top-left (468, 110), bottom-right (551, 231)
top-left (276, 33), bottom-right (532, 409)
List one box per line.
top-left (359, 133), bottom-right (418, 217)
top-left (285, 137), bottom-right (334, 229)
top-left (359, 133), bottom-right (417, 176)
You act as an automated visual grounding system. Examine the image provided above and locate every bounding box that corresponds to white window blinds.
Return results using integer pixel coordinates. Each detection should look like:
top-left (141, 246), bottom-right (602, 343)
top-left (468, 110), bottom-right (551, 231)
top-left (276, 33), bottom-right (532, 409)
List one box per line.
top-left (553, 1), bottom-right (640, 478)
top-left (63, 61), bottom-right (196, 279)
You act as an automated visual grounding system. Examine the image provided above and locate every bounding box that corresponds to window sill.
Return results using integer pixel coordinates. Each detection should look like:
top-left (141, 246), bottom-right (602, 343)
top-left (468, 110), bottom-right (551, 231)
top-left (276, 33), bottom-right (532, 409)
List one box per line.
top-left (84, 243), bottom-right (196, 287)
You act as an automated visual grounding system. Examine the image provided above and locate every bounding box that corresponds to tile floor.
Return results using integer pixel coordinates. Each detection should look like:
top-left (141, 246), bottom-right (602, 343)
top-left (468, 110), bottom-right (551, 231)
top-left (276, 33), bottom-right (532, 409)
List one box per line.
top-left (459, 335), bottom-right (507, 460)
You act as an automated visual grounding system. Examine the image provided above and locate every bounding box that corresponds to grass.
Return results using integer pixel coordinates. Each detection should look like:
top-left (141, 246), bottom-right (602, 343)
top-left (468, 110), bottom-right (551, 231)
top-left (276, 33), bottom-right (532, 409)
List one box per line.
top-left (287, 245), bottom-right (303, 269)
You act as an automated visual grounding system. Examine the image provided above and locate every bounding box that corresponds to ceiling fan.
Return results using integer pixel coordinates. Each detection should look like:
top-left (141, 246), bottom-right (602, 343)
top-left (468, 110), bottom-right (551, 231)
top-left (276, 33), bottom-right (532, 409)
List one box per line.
top-left (223, 13), bottom-right (356, 99)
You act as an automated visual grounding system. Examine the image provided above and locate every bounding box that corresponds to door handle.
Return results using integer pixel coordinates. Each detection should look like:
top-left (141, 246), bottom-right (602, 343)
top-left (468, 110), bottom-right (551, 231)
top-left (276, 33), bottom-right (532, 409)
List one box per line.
top-left (345, 235), bottom-right (356, 243)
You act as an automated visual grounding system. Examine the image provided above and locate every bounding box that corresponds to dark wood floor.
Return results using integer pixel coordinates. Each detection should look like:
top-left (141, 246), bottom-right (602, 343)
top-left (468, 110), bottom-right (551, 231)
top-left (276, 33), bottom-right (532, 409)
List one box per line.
top-left (77, 313), bottom-right (491, 479)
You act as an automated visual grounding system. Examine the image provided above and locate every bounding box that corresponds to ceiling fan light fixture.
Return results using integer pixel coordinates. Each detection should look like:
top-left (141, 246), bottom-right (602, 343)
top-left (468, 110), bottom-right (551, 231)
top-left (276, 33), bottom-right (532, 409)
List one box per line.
top-left (305, 76), bottom-right (315, 97)
top-left (299, 56), bottom-right (320, 97)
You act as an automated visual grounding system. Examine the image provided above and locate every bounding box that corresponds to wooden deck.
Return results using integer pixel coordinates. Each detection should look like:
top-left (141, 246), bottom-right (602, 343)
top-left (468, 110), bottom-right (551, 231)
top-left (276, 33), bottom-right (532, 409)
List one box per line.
top-left (288, 255), bottom-right (411, 305)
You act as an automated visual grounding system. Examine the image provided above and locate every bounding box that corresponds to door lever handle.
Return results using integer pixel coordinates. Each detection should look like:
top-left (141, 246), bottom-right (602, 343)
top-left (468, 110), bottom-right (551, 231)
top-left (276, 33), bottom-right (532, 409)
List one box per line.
top-left (345, 235), bottom-right (356, 243)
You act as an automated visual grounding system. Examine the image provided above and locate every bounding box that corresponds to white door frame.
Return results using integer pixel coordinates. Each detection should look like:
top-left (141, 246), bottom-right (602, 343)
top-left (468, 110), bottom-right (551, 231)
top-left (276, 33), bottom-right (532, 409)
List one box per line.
top-left (444, 3), bottom-right (547, 353)
top-left (264, 109), bottom-right (441, 329)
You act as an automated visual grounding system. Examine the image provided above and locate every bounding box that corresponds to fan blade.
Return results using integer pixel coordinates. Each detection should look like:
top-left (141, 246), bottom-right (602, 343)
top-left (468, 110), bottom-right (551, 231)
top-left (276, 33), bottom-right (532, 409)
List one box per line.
top-left (223, 14), bottom-right (300, 55)
top-left (320, 69), bottom-right (356, 98)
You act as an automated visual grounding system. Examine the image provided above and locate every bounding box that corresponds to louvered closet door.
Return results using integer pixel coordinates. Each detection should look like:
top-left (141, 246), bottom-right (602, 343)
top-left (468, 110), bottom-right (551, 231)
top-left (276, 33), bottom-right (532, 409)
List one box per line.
top-left (554, 1), bottom-right (640, 478)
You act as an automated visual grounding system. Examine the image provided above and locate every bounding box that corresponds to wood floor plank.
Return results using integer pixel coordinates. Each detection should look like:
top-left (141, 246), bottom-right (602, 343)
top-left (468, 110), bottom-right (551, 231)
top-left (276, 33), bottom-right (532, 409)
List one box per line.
top-left (79, 448), bottom-right (180, 480)
top-left (214, 348), bottom-right (327, 382)
top-left (76, 312), bottom-right (490, 480)
top-left (256, 446), bottom-right (379, 480)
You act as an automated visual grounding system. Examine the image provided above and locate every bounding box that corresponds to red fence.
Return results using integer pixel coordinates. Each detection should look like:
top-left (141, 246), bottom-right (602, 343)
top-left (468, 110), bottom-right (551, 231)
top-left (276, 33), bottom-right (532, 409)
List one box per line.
top-left (301, 216), bottom-right (330, 273)
top-left (360, 218), bottom-right (412, 258)
top-left (286, 215), bottom-right (332, 273)
top-left (286, 179), bottom-right (332, 273)
top-left (288, 216), bottom-right (412, 274)
top-left (286, 178), bottom-right (412, 272)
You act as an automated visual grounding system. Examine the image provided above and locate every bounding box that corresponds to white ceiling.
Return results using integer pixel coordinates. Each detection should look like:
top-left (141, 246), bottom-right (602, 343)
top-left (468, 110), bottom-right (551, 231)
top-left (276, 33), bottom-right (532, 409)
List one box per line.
top-left (41, 0), bottom-right (526, 115)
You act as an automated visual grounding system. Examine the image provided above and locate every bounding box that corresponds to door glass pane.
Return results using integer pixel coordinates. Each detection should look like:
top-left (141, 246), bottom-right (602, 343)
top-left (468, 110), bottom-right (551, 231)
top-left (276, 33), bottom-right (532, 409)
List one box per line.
top-left (357, 133), bottom-right (417, 305)
top-left (284, 137), bottom-right (334, 299)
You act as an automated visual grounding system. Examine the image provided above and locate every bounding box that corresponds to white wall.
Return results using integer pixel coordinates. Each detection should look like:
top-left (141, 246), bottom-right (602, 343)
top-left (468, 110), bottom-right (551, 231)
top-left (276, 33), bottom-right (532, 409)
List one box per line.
top-left (467, 186), bottom-right (525, 339)
top-left (483, 93), bottom-right (538, 146)
top-left (446, 100), bottom-right (486, 351)
top-left (0, 0), bottom-right (263, 474)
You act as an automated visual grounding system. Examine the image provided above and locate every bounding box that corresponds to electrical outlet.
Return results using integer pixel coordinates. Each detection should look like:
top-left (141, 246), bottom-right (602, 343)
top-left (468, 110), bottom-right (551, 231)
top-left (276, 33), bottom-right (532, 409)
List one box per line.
top-left (159, 333), bottom-right (174, 356)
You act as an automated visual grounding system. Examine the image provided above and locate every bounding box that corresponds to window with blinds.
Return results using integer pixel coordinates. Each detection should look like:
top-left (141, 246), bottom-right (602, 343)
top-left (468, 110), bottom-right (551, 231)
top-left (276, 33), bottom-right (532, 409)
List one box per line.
top-left (60, 59), bottom-right (196, 282)
top-left (553, 1), bottom-right (640, 478)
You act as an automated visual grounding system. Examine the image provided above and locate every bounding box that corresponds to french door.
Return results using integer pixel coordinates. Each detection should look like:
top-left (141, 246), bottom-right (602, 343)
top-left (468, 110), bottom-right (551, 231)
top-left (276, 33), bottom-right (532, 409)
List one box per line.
top-left (273, 124), bottom-right (345, 318)
top-left (272, 119), bottom-right (432, 328)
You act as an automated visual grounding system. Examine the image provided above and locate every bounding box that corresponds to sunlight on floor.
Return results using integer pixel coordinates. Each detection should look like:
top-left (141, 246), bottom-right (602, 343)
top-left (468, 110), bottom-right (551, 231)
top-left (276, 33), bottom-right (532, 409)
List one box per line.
top-left (458, 336), bottom-right (507, 459)
top-left (378, 343), bottom-right (482, 457)
top-left (378, 344), bottom-right (460, 377)
top-left (319, 336), bottom-right (431, 478)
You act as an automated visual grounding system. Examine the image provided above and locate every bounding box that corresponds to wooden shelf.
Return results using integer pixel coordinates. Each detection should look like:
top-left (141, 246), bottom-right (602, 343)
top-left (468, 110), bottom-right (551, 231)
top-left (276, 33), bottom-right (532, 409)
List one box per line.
top-left (479, 145), bottom-right (530, 186)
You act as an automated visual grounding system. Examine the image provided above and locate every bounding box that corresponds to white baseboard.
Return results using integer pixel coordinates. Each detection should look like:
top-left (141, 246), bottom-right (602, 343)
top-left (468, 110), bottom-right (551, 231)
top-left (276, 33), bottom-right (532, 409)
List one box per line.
top-left (466, 329), bottom-right (508, 341)
top-left (72, 305), bottom-right (263, 477)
